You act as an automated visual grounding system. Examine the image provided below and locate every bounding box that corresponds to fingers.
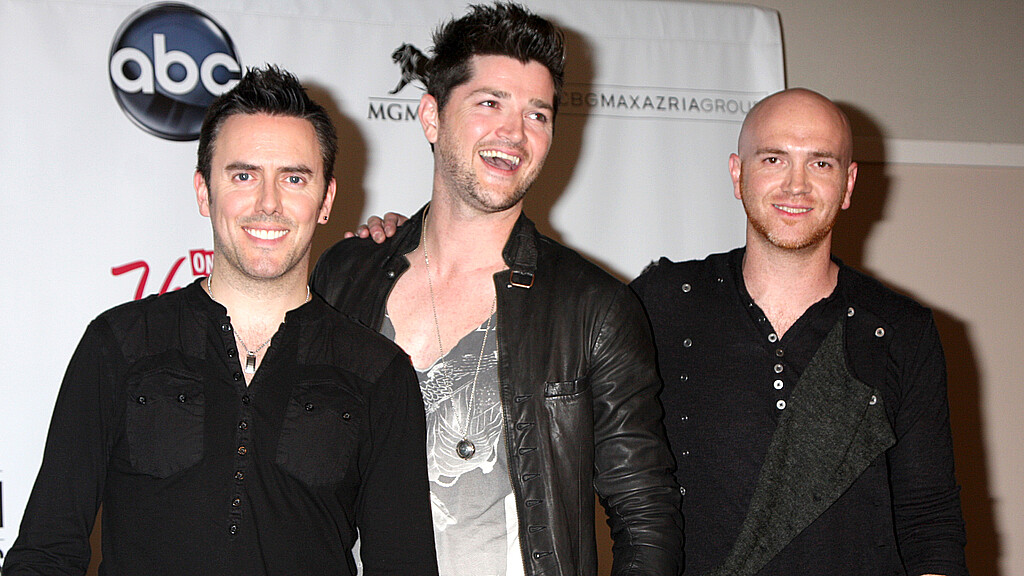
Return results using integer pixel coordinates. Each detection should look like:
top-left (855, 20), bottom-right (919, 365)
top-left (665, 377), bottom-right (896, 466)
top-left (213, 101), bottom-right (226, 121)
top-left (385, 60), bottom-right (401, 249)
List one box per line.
top-left (382, 212), bottom-right (408, 238)
top-left (343, 225), bottom-right (373, 239)
top-left (345, 213), bottom-right (407, 244)
top-left (366, 216), bottom-right (387, 243)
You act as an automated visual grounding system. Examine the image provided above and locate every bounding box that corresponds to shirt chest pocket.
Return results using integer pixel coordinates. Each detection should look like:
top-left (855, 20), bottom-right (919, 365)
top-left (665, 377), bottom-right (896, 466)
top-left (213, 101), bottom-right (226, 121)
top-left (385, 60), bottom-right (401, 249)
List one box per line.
top-left (125, 369), bottom-right (205, 478)
top-left (276, 380), bottom-right (361, 486)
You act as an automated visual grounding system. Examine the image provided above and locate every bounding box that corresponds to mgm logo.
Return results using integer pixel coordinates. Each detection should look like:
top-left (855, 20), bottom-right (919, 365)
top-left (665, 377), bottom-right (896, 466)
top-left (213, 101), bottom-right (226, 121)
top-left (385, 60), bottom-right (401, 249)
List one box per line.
top-left (387, 43), bottom-right (429, 94)
top-left (368, 43), bottom-right (429, 122)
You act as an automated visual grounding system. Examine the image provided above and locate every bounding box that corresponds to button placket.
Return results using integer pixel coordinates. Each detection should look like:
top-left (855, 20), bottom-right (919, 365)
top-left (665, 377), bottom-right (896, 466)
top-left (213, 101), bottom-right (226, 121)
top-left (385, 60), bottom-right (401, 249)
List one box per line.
top-left (229, 386), bottom-right (255, 535)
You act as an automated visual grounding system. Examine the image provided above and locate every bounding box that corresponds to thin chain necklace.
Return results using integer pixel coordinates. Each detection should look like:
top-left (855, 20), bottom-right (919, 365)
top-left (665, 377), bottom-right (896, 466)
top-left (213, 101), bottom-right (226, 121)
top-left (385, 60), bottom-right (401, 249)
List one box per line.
top-left (207, 275), bottom-right (310, 374)
top-left (422, 214), bottom-right (496, 460)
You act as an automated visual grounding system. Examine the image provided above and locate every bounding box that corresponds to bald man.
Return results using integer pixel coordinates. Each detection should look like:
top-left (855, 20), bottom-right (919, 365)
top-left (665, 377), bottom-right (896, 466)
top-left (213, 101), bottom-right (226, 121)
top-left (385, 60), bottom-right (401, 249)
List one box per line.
top-left (631, 88), bottom-right (969, 575)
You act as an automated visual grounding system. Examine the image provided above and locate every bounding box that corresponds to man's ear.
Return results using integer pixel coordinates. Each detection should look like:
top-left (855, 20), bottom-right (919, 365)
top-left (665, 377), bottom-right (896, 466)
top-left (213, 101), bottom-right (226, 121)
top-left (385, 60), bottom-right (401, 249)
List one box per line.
top-left (729, 154), bottom-right (743, 200)
top-left (195, 171), bottom-right (211, 217)
top-left (419, 93), bottom-right (440, 144)
top-left (841, 161), bottom-right (858, 210)
top-left (319, 178), bottom-right (337, 224)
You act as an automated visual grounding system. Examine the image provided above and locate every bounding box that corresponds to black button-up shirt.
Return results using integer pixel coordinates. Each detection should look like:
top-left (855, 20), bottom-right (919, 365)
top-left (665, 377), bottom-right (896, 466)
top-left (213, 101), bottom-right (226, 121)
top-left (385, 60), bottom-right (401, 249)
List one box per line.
top-left (4, 279), bottom-right (438, 576)
top-left (632, 248), bottom-right (968, 576)
top-left (634, 249), bottom-right (842, 574)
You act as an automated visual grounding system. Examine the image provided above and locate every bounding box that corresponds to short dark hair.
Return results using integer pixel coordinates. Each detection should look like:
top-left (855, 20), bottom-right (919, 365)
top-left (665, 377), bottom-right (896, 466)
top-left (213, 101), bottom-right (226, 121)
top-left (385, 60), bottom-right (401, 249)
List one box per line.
top-left (196, 65), bottom-right (337, 192)
top-left (427, 2), bottom-right (565, 115)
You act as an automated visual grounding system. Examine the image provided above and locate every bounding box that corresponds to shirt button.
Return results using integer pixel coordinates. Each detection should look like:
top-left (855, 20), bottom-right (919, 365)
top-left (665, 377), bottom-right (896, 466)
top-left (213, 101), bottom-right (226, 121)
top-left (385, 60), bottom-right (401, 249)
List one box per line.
top-left (221, 323), bottom-right (232, 333)
top-left (229, 523), bottom-right (238, 535)
top-left (776, 399), bottom-right (787, 410)
top-left (136, 396), bottom-right (147, 405)
top-left (774, 379), bottom-right (784, 390)
top-left (681, 283), bottom-right (691, 293)
top-left (848, 307), bottom-right (856, 317)
top-left (237, 446), bottom-right (247, 456)
top-left (679, 450), bottom-right (690, 457)
top-left (238, 420), bottom-right (248, 430)
top-left (235, 471), bottom-right (245, 481)
top-left (775, 348), bottom-right (784, 357)
top-left (875, 327), bottom-right (886, 337)
top-left (304, 402), bottom-right (315, 411)
top-left (233, 372), bottom-right (243, 381)
top-left (177, 393), bottom-right (187, 403)
top-left (679, 374), bottom-right (688, 382)
top-left (774, 363), bottom-right (784, 374)
top-left (242, 395), bottom-right (251, 405)
top-left (342, 412), bottom-right (351, 420)
top-left (869, 394), bottom-right (878, 405)
top-left (768, 333), bottom-right (778, 343)
top-left (232, 497), bottom-right (241, 507)
top-left (679, 486), bottom-right (687, 496)
top-left (680, 415), bottom-right (689, 422)
top-left (227, 348), bottom-right (237, 358)
top-left (682, 338), bottom-right (692, 348)
top-left (386, 270), bottom-right (396, 278)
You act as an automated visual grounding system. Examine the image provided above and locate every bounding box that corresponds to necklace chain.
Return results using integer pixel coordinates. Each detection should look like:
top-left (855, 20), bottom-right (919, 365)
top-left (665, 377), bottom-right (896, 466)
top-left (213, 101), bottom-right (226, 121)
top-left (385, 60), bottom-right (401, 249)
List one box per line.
top-left (422, 213), bottom-right (496, 459)
top-left (206, 275), bottom-right (310, 373)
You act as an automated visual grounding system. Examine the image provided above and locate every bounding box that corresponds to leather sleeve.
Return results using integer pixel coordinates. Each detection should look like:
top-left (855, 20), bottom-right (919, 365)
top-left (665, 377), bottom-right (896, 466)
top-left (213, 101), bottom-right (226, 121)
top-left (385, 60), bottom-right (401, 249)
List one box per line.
top-left (590, 284), bottom-right (684, 576)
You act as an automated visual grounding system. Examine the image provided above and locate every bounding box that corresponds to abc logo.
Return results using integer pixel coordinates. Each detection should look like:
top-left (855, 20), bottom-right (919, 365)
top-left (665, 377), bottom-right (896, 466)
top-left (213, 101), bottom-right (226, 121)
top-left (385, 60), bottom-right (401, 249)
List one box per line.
top-left (109, 2), bottom-right (241, 141)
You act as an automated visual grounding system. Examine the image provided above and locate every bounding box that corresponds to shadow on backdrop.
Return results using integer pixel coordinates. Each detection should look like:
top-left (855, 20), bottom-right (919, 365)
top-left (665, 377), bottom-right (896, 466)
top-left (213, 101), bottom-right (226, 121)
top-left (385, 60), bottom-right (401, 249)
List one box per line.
top-left (307, 84), bottom-right (369, 267)
top-left (523, 26), bottom-right (594, 253)
top-left (834, 102), bottom-right (1000, 576)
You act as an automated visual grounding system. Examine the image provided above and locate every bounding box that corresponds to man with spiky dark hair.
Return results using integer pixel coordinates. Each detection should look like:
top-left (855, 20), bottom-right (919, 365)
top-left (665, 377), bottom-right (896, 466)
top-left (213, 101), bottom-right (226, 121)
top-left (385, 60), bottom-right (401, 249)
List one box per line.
top-left (3, 65), bottom-right (438, 576)
top-left (312, 4), bottom-right (684, 576)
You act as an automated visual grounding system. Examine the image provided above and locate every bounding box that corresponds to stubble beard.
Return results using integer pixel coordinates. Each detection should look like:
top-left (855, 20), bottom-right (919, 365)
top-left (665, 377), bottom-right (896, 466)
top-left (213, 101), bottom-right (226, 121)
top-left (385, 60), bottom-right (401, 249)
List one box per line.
top-left (436, 129), bottom-right (538, 214)
top-left (211, 213), bottom-right (306, 285)
top-left (740, 175), bottom-right (838, 251)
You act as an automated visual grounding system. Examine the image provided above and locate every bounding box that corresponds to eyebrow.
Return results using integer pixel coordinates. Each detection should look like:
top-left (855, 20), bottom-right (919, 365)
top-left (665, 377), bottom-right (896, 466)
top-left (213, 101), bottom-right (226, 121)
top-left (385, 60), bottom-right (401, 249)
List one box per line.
top-left (280, 165), bottom-right (315, 176)
top-left (471, 87), bottom-right (555, 112)
top-left (224, 162), bottom-right (260, 172)
top-left (755, 147), bottom-right (841, 161)
top-left (224, 162), bottom-right (316, 175)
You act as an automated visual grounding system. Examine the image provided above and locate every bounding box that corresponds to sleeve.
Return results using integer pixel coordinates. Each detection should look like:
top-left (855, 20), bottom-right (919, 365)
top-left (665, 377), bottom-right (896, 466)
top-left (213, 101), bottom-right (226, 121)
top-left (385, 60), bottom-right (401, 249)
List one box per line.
top-left (354, 353), bottom-right (439, 576)
top-left (3, 320), bottom-right (123, 576)
top-left (591, 285), bottom-right (685, 576)
top-left (887, 313), bottom-right (969, 576)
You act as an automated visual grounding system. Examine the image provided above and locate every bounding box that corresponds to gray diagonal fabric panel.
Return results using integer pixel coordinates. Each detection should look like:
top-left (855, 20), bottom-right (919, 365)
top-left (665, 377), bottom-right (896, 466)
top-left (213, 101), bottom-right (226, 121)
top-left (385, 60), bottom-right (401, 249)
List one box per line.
top-left (709, 320), bottom-right (896, 576)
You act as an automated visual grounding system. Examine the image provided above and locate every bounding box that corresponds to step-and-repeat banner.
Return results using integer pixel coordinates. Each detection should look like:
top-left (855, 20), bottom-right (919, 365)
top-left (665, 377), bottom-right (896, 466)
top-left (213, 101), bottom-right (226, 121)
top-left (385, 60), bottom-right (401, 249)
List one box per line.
top-left (0, 0), bottom-right (782, 556)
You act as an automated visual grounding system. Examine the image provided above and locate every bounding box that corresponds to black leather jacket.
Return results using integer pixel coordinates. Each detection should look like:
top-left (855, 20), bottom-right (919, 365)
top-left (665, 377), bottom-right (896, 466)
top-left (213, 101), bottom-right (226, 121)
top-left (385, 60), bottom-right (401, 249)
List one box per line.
top-left (311, 207), bottom-right (683, 576)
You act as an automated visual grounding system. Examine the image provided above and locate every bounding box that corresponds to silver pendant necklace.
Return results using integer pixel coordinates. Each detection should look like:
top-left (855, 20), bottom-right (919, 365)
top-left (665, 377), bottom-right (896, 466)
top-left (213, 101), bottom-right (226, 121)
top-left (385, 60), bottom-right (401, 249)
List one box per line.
top-left (207, 275), bottom-right (310, 374)
top-left (422, 215), bottom-right (496, 460)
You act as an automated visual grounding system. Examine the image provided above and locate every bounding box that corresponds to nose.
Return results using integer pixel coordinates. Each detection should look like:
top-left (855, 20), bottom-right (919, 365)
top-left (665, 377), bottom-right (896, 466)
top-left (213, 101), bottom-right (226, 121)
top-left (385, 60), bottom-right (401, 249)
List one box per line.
top-left (784, 165), bottom-right (809, 195)
top-left (256, 179), bottom-right (283, 215)
top-left (495, 110), bottom-right (526, 143)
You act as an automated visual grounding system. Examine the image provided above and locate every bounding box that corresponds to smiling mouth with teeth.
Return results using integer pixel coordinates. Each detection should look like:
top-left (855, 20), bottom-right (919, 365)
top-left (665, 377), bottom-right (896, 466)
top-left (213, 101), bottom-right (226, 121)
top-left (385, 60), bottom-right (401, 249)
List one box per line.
top-left (479, 149), bottom-right (521, 170)
top-left (774, 204), bottom-right (812, 215)
top-left (244, 227), bottom-right (288, 240)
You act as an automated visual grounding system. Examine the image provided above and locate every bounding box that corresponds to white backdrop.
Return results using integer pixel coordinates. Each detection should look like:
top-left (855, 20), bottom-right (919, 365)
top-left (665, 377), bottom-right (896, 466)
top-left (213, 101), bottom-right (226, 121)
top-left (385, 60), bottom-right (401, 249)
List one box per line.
top-left (0, 0), bottom-right (783, 557)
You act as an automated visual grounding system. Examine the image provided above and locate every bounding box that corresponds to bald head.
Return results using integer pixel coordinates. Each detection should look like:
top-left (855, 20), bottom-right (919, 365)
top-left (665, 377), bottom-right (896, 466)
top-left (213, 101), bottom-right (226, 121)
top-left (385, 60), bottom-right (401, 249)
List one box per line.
top-left (738, 88), bottom-right (854, 165)
top-left (729, 88), bottom-right (858, 253)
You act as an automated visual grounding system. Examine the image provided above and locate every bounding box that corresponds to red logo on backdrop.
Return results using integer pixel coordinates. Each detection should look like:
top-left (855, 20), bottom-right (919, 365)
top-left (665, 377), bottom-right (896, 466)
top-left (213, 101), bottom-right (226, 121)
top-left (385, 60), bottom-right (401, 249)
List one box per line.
top-left (112, 249), bottom-right (214, 300)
